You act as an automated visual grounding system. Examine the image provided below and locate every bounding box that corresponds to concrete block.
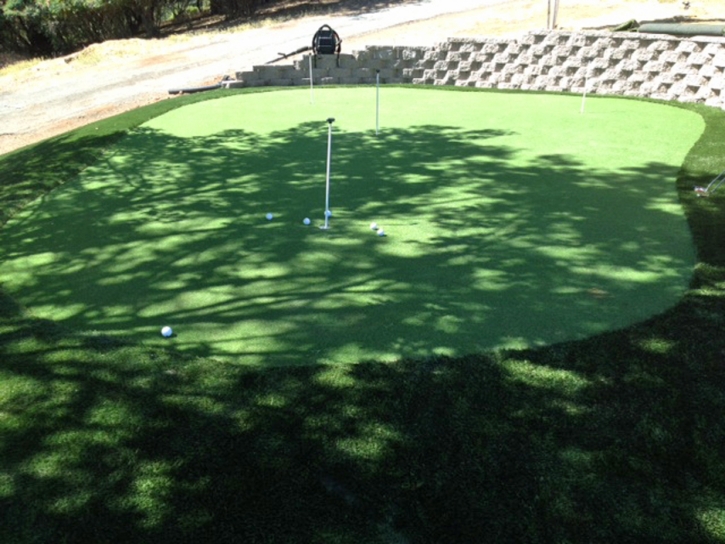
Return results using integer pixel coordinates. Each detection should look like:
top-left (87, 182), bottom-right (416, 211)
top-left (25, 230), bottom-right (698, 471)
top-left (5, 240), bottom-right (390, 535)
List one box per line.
top-left (355, 67), bottom-right (372, 79)
top-left (699, 63), bottom-right (717, 78)
top-left (424, 49), bottom-right (446, 61)
top-left (519, 33), bottom-right (538, 46)
top-left (404, 68), bottom-right (425, 79)
top-left (482, 42), bottom-right (505, 54)
top-left (268, 78), bottom-right (294, 87)
top-left (492, 52), bottom-right (511, 64)
top-left (616, 58), bottom-right (639, 71)
top-left (705, 95), bottom-right (724, 108)
top-left (338, 54), bottom-right (359, 69)
top-left (702, 43), bottom-right (723, 56)
top-left (373, 47), bottom-right (395, 60)
top-left (688, 52), bottom-right (711, 66)
top-left (313, 55), bottom-right (339, 69)
top-left (331, 68), bottom-right (352, 79)
top-left (402, 48), bottom-right (425, 60)
top-left (683, 73), bottom-right (707, 86)
top-left (460, 42), bottom-right (483, 53)
top-left (646, 40), bottom-right (674, 52)
top-left (675, 41), bottom-right (700, 54)
top-left (236, 70), bottom-right (257, 81)
top-left (709, 75), bottom-right (725, 90)
top-left (251, 65), bottom-right (276, 79)
top-left (631, 49), bottom-right (655, 61)
top-left (310, 68), bottom-right (328, 79)
top-left (354, 49), bottom-right (371, 62)
top-left (714, 51), bottom-right (725, 68)
top-left (458, 60), bottom-right (473, 72)
top-left (379, 68), bottom-right (396, 81)
top-left (642, 60), bottom-right (665, 73)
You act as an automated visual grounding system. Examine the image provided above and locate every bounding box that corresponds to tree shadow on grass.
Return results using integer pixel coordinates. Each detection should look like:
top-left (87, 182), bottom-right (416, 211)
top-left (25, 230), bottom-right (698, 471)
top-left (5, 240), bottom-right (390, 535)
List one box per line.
top-left (0, 120), bottom-right (696, 364)
top-left (1, 299), bottom-right (724, 543)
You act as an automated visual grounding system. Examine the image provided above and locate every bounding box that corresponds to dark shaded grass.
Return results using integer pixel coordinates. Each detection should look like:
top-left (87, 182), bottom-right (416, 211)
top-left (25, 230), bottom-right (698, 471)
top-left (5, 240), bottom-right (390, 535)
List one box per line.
top-left (1, 87), bottom-right (724, 543)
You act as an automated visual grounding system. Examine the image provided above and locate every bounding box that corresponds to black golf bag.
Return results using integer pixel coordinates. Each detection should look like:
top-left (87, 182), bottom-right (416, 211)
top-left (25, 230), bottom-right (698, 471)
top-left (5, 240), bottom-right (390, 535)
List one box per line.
top-left (311, 24), bottom-right (342, 66)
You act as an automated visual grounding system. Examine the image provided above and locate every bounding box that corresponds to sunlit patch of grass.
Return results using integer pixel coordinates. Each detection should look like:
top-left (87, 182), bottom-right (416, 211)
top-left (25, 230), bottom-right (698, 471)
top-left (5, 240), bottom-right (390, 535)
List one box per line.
top-left (503, 359), bottom-right (590, 394)
top-left (698, 503), bottom-right (725, 537)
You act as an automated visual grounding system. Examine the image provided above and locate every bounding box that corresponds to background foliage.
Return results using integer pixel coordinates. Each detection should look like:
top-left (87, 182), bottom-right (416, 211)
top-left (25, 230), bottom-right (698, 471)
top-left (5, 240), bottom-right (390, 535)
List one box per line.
top-left (0, 0), bottom-right (263, 55)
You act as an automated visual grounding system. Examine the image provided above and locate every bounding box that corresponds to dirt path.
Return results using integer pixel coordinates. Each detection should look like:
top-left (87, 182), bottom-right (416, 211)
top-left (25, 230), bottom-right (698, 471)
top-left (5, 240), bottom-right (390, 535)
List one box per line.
top-left (0, 0), bottom-right (720, 156)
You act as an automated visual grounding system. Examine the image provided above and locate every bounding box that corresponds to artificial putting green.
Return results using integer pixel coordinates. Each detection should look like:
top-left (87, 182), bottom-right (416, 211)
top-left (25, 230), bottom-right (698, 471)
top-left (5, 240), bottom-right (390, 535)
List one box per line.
top-left (0, 87), bottom-right (704, 365)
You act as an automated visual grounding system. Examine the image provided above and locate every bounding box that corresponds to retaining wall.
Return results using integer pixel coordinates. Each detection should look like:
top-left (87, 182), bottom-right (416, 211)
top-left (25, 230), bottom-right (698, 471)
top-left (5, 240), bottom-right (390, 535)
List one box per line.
top-left (225, 29), bottom-right (725, 109)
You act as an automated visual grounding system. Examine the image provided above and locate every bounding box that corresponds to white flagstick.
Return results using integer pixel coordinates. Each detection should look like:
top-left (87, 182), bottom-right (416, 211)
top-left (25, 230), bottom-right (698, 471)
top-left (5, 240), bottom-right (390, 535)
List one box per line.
top-left (321, 118), bottom-right (335, 230)
top-left (309, 55), bottom-right (314, 104)
top-left (376, 69), bottom-right (380, 136)
top-left (580, 73), bottom-right (588, 114)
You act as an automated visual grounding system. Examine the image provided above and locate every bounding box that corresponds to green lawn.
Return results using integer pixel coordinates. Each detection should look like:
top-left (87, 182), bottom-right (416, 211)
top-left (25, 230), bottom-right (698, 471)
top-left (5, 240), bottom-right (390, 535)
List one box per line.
top-left (1, 86), bottom-right (724, 543)
top-left (0, 87), bottom-right (705, 364)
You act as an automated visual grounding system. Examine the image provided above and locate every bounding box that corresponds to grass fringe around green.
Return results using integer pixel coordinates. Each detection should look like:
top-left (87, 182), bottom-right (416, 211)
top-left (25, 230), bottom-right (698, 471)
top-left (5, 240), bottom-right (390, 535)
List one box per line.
top-left (1, 87), bottom-right (724, 543)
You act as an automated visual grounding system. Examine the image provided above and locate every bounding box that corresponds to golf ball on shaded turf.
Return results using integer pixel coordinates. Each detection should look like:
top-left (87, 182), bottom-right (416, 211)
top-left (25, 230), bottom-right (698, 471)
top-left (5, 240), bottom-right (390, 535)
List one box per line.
top-left (377, 229), bottom-right (385, 237)
top-left (266, 213), bottom-right (274, 220)
top-left (325, 210), bottom-right (332, 218)
top-left (303, 217), bottom-right (311, 225)
top-left (370, 222), bottom-right (378, 230)
top-left (161, 326), bottom-right (173, 337)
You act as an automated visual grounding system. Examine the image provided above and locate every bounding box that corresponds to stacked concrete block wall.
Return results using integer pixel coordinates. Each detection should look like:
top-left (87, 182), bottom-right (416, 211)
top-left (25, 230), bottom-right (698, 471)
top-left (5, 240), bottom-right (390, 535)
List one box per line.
top-left (226, 30), bottom-right (725, 110)
top-left (231, 46), bottom-right (428, 87)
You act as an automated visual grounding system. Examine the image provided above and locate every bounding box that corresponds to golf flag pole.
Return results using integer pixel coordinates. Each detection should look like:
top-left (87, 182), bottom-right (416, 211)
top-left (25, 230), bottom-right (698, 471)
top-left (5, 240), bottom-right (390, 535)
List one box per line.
top-left (309, 54), bottom-right (314, 104)
top-left (322, 117), bottom-right (335, 230)
top-left (376, 69), bottom-right (380, 136)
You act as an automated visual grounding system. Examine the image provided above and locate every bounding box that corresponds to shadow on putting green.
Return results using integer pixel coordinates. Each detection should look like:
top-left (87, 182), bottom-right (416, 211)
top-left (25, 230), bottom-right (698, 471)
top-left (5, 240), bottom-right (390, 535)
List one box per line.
top-left (0, 97), bottom-right (699, 365)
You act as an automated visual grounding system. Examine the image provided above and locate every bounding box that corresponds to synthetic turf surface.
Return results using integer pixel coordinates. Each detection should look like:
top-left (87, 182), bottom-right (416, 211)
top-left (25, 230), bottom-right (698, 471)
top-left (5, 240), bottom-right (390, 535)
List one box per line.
top-left (0, 87), bottom-right (704, 365)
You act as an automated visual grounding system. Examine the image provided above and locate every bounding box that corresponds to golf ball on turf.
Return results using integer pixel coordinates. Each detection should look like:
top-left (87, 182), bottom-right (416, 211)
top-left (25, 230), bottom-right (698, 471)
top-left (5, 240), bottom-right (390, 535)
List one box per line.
top-left (370, 222), bottom-right (378, 230)
top-left (303, 217), bottom-right (311, 225)
top-left (377, 229), bottom-right (385, 237)
top-left (266, 213), bottom-right (274, 220)
top-left (325, 209), bottom-right (332, 218)
top-left (161, 326), bottom-right (173, 338)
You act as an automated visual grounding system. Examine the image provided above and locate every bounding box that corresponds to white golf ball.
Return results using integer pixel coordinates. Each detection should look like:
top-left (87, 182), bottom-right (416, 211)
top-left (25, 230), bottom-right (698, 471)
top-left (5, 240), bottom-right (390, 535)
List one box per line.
top-left (325, 209), bottom-right (332, 218)
top-left (377, 229), bottom-right (385, 237)
top-left (303, 217), bottom-right (311, 225)
top-left (370, 222), bottom-right (378, 230)
top-left (266, 213), bottom-right (274, 220)
top-left (161, 326), bottom-right (173, 338)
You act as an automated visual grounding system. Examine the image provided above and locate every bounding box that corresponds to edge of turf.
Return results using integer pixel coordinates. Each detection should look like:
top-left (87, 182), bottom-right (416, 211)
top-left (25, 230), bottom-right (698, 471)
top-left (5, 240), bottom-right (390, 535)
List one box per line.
top-left (1, 85), bottom-right (725, 365)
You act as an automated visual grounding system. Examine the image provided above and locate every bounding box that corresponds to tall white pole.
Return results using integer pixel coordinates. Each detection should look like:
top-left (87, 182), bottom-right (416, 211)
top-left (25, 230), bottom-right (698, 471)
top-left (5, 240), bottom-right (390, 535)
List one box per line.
top-left (580, 74), bottom-right (588, 114)
top-left (547, 0), bottom-right (551, 29)
top-left (376, 69), bottom-right (380, 136)
top-left (309, 55), bottom-right (314, 104)
top-left (322, 117), bottom-right (335, 230)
